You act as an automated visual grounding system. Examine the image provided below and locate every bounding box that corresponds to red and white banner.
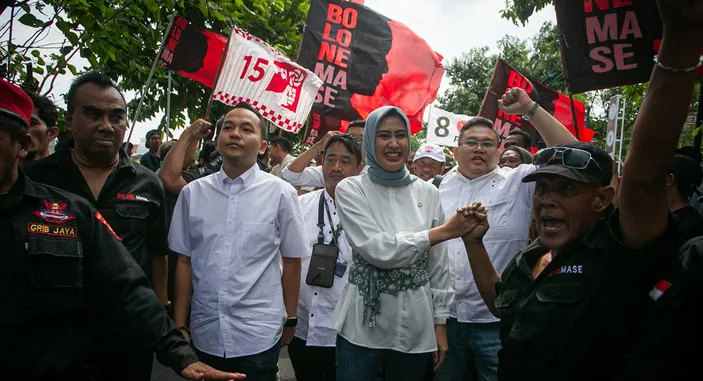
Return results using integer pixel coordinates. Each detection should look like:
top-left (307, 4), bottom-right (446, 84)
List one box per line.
top-left (212, 28), bottom-right (323, 133)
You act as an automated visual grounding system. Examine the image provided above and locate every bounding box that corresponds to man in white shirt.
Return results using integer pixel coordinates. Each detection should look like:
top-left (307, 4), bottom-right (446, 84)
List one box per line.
top-left (288, 134), bottom-right (364, 381)
top-left (269, 137), bottom-right (295, 178)
top-left (170, 103), bottom-right (309, 380)
top-left (435, 88), bottom-right (577, 381)
top-left (282, 120), bottom-right (367, 187)
top-left (413, 143), bottom-right (446, 182)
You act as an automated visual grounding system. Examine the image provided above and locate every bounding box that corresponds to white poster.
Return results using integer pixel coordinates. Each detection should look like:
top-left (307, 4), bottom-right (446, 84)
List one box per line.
top-left (425, 107), bottom-right (474, 147)
top-left (212, 28), bottom-right (323, 133)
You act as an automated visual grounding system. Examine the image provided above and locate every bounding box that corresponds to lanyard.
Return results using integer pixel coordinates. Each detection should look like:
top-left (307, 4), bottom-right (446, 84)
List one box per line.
top-left (317, 192), bottom-right (342, 246)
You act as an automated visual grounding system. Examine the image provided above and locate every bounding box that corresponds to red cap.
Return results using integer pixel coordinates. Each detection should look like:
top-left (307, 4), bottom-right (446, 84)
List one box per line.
top-left (0, 78), bottom-right (33, 128)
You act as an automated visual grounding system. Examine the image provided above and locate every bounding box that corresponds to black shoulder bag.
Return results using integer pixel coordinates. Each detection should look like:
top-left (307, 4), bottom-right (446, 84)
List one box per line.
top-left (305, 192), bottom-right (340, 288)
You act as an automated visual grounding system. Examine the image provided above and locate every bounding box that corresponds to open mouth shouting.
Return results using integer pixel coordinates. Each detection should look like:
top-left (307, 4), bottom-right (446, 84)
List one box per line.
top-left (541, 216), bottom-right (566, 234)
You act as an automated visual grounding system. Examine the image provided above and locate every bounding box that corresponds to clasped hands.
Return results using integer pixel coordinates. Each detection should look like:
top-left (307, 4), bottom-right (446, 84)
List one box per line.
top-left (444, 202), bottom-right (489, 243)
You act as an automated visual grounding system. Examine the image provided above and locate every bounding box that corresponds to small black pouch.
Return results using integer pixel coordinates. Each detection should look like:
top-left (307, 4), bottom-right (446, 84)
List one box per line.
top-left (306, 243), bottom-right (339, 288)
top-left (305, 193), bottom-right (339, 288)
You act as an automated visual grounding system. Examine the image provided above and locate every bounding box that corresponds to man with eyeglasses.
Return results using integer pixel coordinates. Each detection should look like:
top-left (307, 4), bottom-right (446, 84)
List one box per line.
top-left (434, 93), bottom-right (578, 381)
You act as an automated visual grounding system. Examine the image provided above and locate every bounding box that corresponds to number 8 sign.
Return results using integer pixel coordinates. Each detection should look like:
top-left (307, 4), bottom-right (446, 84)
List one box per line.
top-left (426, 107), bottom-right (474, 147)
top-left (212, 27), bottom-right (323, 133)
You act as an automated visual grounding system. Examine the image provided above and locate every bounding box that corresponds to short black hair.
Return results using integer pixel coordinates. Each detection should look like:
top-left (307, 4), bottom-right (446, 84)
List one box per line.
top-left (0, 114), bottom-right (28, 141)
top-left (66, 71), bottom-right (126, 113)
top-left (23, 90), bottom-right (58, 128)
top-left (324, 134), bottom-right (362, 165)
top-left (348, 120), bottom-right (365, 129)
top-left (270, 137), bottom-right (292, 153)
top-left (508, 128), bottom-right (532, 148)
top-left (459, 117), bottom-right (501, 145)
top-left (230, 102), bottom-right (266, 140)
top-left (670, 154), bottom-right (703, 199)
top-left (199, 140), bottom-right (216, 162)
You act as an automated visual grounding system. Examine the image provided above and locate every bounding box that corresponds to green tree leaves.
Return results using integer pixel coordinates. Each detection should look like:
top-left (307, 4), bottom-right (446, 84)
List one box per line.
top-left (500, 0), bottom-right (554, 25)
top-left (438, 22), bottom-right (565, 115)
top-left (1, 0), bottom-right (310, 136)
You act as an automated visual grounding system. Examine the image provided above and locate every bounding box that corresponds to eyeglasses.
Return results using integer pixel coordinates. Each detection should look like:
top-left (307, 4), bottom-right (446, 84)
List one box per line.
top-left (533, 147), bottom-right (607, 178)
top-left (461, 139), bottom-right (497, 151)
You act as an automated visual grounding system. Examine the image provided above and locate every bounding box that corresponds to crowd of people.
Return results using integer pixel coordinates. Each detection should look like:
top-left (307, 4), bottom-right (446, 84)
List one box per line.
top-left (2, 1), bottom-right (702, 381)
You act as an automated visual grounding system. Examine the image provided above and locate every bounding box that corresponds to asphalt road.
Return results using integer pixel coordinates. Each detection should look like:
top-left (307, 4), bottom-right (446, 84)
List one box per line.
top-left (151, 347), bottom-right (295, 381)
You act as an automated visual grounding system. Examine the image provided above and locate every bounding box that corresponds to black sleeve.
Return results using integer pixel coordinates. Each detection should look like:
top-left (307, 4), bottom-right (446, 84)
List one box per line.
top-left (608, 209), bottom-right (679, 280)
top-left (141, 154), bottom-right (159, 172)
top-left (181, 169), bottom-right (200, 183)
top-left (82, 204), bottom-right (198, 374)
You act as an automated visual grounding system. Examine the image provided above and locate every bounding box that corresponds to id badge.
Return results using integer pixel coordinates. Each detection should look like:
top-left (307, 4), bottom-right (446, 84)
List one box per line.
top-left (334, 261), bottom-right (347, 277)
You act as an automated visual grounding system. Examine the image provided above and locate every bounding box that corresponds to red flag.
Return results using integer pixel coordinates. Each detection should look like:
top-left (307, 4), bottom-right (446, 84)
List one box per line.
top-left (157, 16), bottom-right (227, 88)
top-left (479, 59), bottom-right (594, 150)
top-left (350, 20), bottom-right (444, 135)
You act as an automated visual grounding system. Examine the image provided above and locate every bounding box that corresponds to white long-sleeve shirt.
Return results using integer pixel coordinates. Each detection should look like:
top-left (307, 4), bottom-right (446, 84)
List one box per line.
top-left (439, 164), bottom-right (536, 323)
top-left (331, 174), bottom-right (454, 353)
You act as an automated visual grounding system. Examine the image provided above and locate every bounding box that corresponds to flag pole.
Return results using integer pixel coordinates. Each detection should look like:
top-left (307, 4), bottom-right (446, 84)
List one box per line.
top-left (165, 71), bottom-right (172, 139)
top-left (557, 20), bottom-right (581, 142)
top-left (125, 15), bottom-right (175, 144)
top-left (426, 102), bottom-right (433, 144)
top-left (204, 27), bottom-right (234, 121)
top-left (301, 113), bottom-right (313, 145)
top-left (478, 57), bottom-right (501, 118)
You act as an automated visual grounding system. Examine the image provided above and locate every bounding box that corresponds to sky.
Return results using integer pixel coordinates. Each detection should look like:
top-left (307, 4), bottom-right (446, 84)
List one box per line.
top-left (1, 0), bottom-right (557, 145)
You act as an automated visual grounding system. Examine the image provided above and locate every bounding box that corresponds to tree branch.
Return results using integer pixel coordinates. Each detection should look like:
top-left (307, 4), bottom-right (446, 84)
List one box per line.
top-left (19, 6), bottom-right (62, 56)
top-left (38, 0), bottom-right (137, 91)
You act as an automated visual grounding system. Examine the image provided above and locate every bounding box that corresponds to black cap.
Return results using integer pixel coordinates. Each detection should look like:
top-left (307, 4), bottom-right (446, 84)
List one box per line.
top-left (522, 141), bottom-right (613, 186)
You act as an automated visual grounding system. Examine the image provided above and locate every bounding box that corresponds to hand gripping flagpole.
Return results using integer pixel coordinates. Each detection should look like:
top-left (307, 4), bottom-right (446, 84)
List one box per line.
top-left (125, 15), bottom-right (176, 144)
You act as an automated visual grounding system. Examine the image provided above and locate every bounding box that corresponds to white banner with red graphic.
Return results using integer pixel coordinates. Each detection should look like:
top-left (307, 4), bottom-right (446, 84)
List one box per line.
top-left (425, 107), bottom-right (474, 147)
top-left (212, 28), bottom-right (324, 133)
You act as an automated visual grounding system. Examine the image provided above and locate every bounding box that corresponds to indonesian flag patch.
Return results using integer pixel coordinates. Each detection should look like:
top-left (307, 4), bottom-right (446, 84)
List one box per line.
top-left (648, 280), bottom-right (672, 301)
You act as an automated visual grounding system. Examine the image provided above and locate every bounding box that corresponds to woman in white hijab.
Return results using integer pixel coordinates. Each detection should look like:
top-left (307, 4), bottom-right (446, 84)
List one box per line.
top-left (332, 106), bottom-right (475, 381)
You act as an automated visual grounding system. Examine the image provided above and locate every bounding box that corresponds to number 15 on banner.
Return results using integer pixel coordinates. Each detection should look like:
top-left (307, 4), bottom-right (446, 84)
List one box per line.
top-left (240, 56), bottom-right (269, 82)
top-left (426, 107), bottom-right (474, 148)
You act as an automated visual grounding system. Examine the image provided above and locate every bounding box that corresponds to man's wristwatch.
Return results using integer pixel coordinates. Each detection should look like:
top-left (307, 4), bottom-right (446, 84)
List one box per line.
top-left (522, 101), bottom-right (540, 121)
top-left (285, 317), bottom-right (298, 327)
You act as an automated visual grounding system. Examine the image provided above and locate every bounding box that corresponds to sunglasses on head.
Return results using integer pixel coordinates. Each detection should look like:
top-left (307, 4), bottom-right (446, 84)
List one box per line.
top-left (533, 147), bottom-right (607, 178)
